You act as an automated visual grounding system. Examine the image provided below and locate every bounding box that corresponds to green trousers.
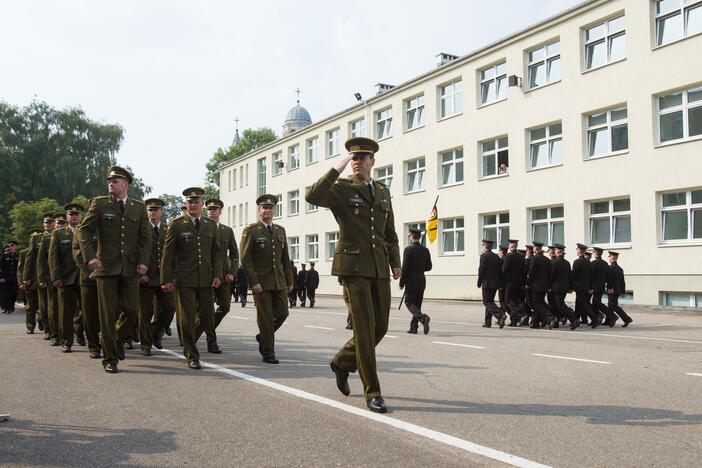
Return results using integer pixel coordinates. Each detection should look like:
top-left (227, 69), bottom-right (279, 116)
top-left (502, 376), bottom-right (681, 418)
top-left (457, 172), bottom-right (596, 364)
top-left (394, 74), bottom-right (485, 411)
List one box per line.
top-left (47, 285), bottom-right (59, 339)
top-left (58, 284), bottom-right (80, 346)
top-left (25, 288), bottom-right (38, 332)
top-left (176, 287), bottom-right (214, 363)
top-left (96, 275), bottom-right (139, 366)
top-left (38, 287), bottom-right (50, 336)
top-left (333, 277), bottom-right (390, 401)
top-left (198, 282), bottom-right (231, 345)
top-left (253, 289), bottom-right (289, 358)
top-left (80, 282), bottom-right (100, 353)
top-left (150, 288), bottom-right (176, 341)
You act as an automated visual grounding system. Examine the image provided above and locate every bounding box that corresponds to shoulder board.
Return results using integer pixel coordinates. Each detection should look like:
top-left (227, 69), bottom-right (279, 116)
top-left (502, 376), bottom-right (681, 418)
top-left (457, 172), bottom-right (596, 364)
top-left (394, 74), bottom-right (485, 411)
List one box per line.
top-left (375, 180), bottom-right (387, 188)
top-left (203, 217), bottom-right (214, 223)
top-left (93, 195), bottom-right (109, 202)
top-left (246, 223), bottom-right (258, 229)
top-left (131, 199), bottom-right (145, 206)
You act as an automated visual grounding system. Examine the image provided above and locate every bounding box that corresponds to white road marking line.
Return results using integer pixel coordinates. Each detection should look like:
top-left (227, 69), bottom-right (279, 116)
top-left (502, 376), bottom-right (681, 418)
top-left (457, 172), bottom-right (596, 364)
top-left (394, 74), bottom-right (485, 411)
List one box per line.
top-left (157, 348), bottom-right (549, 468)
top-left (532, 353), bottom-right (611, 364)
top-left (586, 332), bottom-right (702, 345)
top-left (229, 315), bottom-right (249, 320)
top-left (294, 309), bottom-right (481, 326)
top-left (304, 325), bottom-right (335, 331)
top-left (432, 341), bottom-right (485, 349)
top-left (384, 335), bottom-right (399, 339)
top-left (686, 372), bottom-right (702, 377)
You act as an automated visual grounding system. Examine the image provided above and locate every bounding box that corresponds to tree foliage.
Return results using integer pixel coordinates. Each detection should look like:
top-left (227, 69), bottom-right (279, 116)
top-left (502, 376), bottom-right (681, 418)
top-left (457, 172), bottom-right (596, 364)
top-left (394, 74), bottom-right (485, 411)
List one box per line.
top-left (156, 193), bottom-right (184, 223)
top-left (8, 198), bottom-right (63, 247)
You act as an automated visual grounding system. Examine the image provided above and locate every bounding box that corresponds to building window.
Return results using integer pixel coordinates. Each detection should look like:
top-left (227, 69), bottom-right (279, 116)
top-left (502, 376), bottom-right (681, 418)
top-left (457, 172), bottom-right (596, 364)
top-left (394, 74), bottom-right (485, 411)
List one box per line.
top-left (306, 137), bottom-right (319, 165)
top-left (288, 144), bottom-right (300, 171)
top-left (375, 165), bottom-right (393, 189)
top-left (306, 234), bottom-right (319, 261)
top-left (587, 107), bottom-right (629, 158)
top-left (529, 122), bottom-right (563, 169)
top-left (439, 80), bottom-right (463, 118)
top-left (589, 197), bottom-right (631, 245)
top-left (439, 148), bottom-right (464, 186)
top-left (274, 194), bottom-right (282, 219)
top-left (245, 163), bottom-right (249, 186)
top-left (227, 170), bottom-right (232, 192)
top-left (479, 61), bottom-right (507, 106)
top-left (350, 118), bottom-right (366, 138)
top-left (657, 86), bottom-right (702, 143)
top-left (305, 186), bottom-right (318, 213)
top-left (257, 157), bottom-right (266, 197)
top-left (230, 206), bottom-right (235, 225)
top-left (405, 95), bottom-right (424, 130)
top-left (660, 188), bottom-right (702, 242)
top-left (239, 167), bottom-right (243, 188)
top-left (405, 222), bottom-right (427, 246)
top-left (482, 212), bottom-right (510, 249)
top-left (660, 291), bottom-right (702, 308)
top-left (272, 151), bottom-right (283, 176)
top-left (245, 202), bottom-right (249, 224)
top-left (326, 128), bottom-right (340, 157)
top-left (376, 108), bottom-right (392, 139)
top-left (441, 218), bottom-right (465, 254)
top-left (233, 169), bottom-right (237, 190)
top-left (531, 206), bottom-right (564, 246)
top-left (655, 0), bottom-right (702, 46)
top-left (288, 237), bottom-right (299, 262)
top-left (238, 203), bottom-right (243, 226)
top-left (326, 232), bottom-right (339, 260)
top-left (527, 40), bottom-right (561, 89)
top-left (405, 158), bottom-right (426, 193)
top-left (584, 15), bottom-right (625, 70)
top-left (288, 190), bottom-right (299, 216)
top-left (481, 137), bottom-right (509, 178)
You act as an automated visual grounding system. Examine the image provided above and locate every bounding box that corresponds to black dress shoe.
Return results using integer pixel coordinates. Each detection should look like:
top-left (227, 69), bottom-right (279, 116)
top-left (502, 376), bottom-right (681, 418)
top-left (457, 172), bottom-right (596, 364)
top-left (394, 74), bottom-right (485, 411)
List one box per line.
top-left (498, 315), bottom-right (506, 329)
top-left (422, 316), bottom-right (431, 334)
top-left (407, 329), bottom-right (417, 334)
top-left (188, 360), bottom-right (202, 369)
top-left (367, 396), bottom-right (387, 413)
top-left (124, 340), bottom-right (133, 350)
top-left (482, 324), bottom-right (492, 328)
top-left (164, 327), bottom-right (172, 336)
top-left (104, 363), bottom-right (118, 373)
top-left (62, 345), bottom-right (71, 353)
top-left (50, 339), bottom-right (60, 346)
top-left (37, 319), bottom-right (44, 332)
top-left (570, 319), bottom-right (580, 330)
top-left (117, 347), bottom-right (125, 361)
top-left (622, 319), bottom-right (632, 327)
top-left (153, 338), bottom-right (163, 349)
top-left (89, 350), bottom-right (101, 359)
top-left (43, 332), bottom-right (51, 340)
top-left (330, 362), bottom-right (350, 396)
top-left (26, 330), bottom-right (34, 334)
top-left (141, 349), bottom-right (152, 356)
top-left (262, 356), bottom-right (279, 364)
top-left (255, 334), bottom-right (263, 354)
top-left (77, 335), bottom-right (86, 346)
top-left (345, 324), bottom-right (353, 330)
top-left (208, 344), bottom-right (222, 354)
top-left (590, 319), bottom-right (601, 329)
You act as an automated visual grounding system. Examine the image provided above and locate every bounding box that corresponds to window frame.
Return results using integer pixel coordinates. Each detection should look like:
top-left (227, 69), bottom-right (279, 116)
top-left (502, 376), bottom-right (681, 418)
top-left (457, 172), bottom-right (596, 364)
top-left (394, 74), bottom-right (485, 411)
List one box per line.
top-left (288, 190), bottom-right (300, 216)
top-left (478, 61), bottom-right (508, 107)
top-left (349, 118), bottom-right (366, 138)
top-left (305, 185), bottom-right (318, 213)
top-left (326, 128), bottom-right (340, 158)
top-left (405, 94), bottom-right (425, 131)
top-left (528, 122), bottom-right (563, 170)
top-left (654, 0), bottom-right (702, 47)
top-left (375, 107), bottom-right (393, 140)
top-left (288, 144), bottom-right (300, 171)
top-left (481, 212), bottom-right (510, 252)
top-left (273, 194), bottom-right (283, 219)
top-left (583, 13), bottom-right (626, 72)
top-left (440, 217), bottom-right (465, 255)
top-left (585, 105), bottom-right (629, 159)
top-left (660, 291), bottom-right (702, 308)
top-left (306, 234), bottom-right (319, 262)
top-left (256, 157), bottom-right (266, 197)
top-left (588, 197), bottom-right (632, 247)
top-left (306, 137), bottom-right (319, 165)
top-left (374, 165), bottom-right (393, 189)
top-left (439, 79), bottom-right (463, 119)
top-left (479, 136), bottom-right (510, 179)
top-left (288, 236), bottom-right (300, 262)
top-left (272, 151), bottom-right (283, 177)
top-left (526, 39), bottom-right (561, 90)
top-left (530, 205), bottom-right (565, 246)
top-left (404, 157), bottom-right (427, 194)
top-left (656, 85), bottom-right (702, 144)
top-left (659, 188), bottom-right (702, 244)
top-left (326, 232), bottom-right (339, 260)
top-left (438, 147), bottom-right (464, 187)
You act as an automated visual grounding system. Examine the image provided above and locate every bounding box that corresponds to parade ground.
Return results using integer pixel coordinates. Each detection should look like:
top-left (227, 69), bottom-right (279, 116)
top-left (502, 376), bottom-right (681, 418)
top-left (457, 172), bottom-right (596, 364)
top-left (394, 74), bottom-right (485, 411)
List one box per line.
top-left (1, 296), bottom-right (701, 467)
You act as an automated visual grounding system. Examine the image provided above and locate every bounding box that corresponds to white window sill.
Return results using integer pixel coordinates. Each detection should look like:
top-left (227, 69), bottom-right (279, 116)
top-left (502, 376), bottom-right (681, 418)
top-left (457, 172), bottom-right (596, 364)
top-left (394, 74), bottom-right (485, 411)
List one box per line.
top-left (439, 251), bottom-right (465, 257)
top-left (589, 244), bottom-right (632, 250)
top-left (584, 150), bottom-right (629, 161)
top-left (273, 216), bottom-right (282, 220)
top-left (325, 153), bottom-right (340, 159)
top-left (439, 181), bottom-right (464, 189)
top-left (376, 135), bottom-right (392, 142)
top-left (652, 31), bottom-right (702, 51)
top-left (581, 57), bottom-right (626, 75)
top-left (437, 112), bottom-right (463, 123)
top-left (306, 210), bottom-right (318, 214)
top-left (478, 98), bottom-right (507, 109)
top-left (306, 160), bottom-right (319, 166)
top-left (403, 125), bottom-right (425, 134)
top-left (527, 162), bottom-right (563, 173)
top-left (655, 134), bottom-right (702, 149)
top-left (524, 79), bottom-right (562, 94)
top-left (479, 173), bottom-right (509, 181)
top-left (405, 188), bottom-right (427, 195)
top-left (288, 213), bottom-right (299, 217)
top-left (287, 167), bottom-right (300, 173)
top-left (658, 241), bottom-right (702, 248)
top-left (272, 172), bottom-right (282, 178)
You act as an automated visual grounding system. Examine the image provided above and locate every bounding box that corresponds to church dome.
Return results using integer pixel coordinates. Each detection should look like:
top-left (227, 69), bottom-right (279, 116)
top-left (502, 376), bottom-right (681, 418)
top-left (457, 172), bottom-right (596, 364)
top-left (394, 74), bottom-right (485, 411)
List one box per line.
top-left (283, 95), bottom-right (312, 136)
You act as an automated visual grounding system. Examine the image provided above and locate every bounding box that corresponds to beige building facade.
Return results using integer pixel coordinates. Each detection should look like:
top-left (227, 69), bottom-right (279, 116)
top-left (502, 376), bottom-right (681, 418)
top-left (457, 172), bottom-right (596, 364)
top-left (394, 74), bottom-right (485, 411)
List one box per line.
top-left (220, 0), bottom-right (702, 307)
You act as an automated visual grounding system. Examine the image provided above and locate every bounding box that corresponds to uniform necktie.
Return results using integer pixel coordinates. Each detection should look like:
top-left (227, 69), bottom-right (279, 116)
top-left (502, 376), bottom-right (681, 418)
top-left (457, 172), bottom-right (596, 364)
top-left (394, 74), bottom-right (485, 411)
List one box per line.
top-left (367, 182), bottom-right (375, 201)
top-left (118, 199), bottom-right (125, 214)
top-left (153, 225), bottom-right (159, 238)
top-left (195, 218), bottom-right (200, 231)
top-left (267, 224), bottom-right (273, 234)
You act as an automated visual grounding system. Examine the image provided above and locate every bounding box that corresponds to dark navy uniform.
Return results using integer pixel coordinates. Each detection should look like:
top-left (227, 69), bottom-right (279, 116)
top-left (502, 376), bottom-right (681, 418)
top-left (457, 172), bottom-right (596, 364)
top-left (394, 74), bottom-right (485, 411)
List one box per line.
top-left (400, 237), bottom-right (432, 333)
top-left (572, 244), bottom-right (600, 327)
top-left (606, 253), bottom-right (632, 326)
top-left (0, 246), bottom-right (20, 313)
top-left (306, 265), bottom-right (319, 307)
top-left (501, 247), bottom-right (524, 325)
top-left (591, 248), bottom-right (617, 326)
top-left (478, 241), bottom-right (505, 328)
top-left (550, 247), bottom-right (579, 329)
top-left (527, 244), bottom-right (552, 328)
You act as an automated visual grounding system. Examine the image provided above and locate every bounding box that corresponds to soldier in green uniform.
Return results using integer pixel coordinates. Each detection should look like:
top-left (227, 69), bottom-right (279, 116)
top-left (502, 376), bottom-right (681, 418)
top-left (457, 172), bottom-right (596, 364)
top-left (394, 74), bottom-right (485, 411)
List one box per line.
top-left (239, 194), bottom-right (294, 364)
top-left (306, 137), bottom-right (401, 414)
top-left (26, 217), bottom-right (54, 340)
top-left (37, 213), bottom-right (61, 346)
top-left (72, 212), bottom-right (101, 359)
top-left (161, 187), bottom-right (222, 369)
top-left (77, 166), bottom-right (152, 373)
top-left (16, 247), bottom-right (29, 327)
top-left (49, 204), bottom-right (85, 352)
top-left (20, 229), bottom-right (42, 334)
top-left (196, 198), bottom-right (239, 354)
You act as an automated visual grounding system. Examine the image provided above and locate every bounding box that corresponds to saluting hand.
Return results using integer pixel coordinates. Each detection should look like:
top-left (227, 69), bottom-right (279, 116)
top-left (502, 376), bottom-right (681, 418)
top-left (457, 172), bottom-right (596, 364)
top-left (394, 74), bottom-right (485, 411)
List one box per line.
top-left (136, 264), bottom-right (148, 276)
top-left (392, 267), bottom-right (401, 280)
top-left (334, 154), bottom-right (354, 174)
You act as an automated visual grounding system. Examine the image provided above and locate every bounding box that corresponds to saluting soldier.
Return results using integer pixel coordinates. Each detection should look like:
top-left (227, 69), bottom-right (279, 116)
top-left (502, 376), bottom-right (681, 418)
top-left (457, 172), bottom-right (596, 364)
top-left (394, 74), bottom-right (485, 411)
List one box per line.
top-left (306, 262), bottom-right (319, 308)
top-left (573, 243), bottom-right (601, 328)
top-left (606, 251), bottom-right (632, 327)
top-left (478, 239), bottom-right (506, 329)
top-left (501, 239), bottom-right (524, 326)
top-left (550, 244), bottom-right (579, 330)
top-left (22, 229), bottom-right (43, 334)
top-left (527, 241), bottom-right (553, 329)
top-left (78, 166), bottom-right (152, 373)
top-left (161, 188), bottom-right (222, 369)
top-left (306, 137), bottom-right (401, 414)
top-left (0, 240), bottom-right (20, 314)
top-left (591, 247), bottom-right (617, 327)
top-left (399, 228), bottom-right (432, 334)
top-left (49, 204), bottom-right (85, 352)
top-left (239, 194), bottom-right (294, 364)
top-left (37, 213), bottom-right (61, 345)
top-left (72, 212), bottom-right (101, 359)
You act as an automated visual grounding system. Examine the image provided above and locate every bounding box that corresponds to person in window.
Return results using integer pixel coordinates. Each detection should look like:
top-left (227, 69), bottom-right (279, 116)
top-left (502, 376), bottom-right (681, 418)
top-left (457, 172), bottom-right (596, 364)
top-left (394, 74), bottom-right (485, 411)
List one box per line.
top-left (498, 163), bottom-right (508, 174)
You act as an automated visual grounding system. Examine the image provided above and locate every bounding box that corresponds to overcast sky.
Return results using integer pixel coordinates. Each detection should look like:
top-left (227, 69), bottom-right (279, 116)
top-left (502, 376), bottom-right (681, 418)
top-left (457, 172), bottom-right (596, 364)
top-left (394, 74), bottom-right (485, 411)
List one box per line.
top-left (1, 0), bottom-right (582, 197)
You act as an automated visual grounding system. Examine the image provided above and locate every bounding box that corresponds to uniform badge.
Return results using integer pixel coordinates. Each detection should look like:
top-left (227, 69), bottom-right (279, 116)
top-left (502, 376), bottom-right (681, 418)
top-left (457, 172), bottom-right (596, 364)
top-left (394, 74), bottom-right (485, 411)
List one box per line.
top-left (354, 208), bottom-right (359, 215)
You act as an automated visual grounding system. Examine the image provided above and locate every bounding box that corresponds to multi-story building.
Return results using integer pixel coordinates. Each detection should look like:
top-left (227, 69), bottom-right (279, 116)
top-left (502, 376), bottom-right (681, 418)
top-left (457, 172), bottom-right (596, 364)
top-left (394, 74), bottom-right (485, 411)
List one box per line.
top-left (220, 0), bottom-right (702, 307)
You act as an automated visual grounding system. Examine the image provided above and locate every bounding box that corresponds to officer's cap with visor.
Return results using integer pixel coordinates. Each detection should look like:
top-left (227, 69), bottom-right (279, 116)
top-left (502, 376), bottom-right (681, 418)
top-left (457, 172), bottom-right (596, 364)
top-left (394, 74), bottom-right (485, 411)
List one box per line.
top-left (345, 137), bottom-right (379, 159)
top-left (107, 166), bottom-right (134, 184)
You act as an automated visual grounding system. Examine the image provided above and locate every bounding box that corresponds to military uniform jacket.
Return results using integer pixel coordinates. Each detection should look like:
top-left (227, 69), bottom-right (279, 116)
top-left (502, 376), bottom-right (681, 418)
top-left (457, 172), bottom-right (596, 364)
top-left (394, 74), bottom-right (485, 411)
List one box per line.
top-left (501, 251), bottom-right (524, 288)
top-left (48, 227), bottom-right (79, 285)
top-left (591, 258), bottom-right (609, 293)
top-left (606, 263), bottom-right (626, 295)
top-left (296, 269), bottom-right (307, 289)
top-left (477, 250), bottom-right (501, 289)
top-left (239, 221), bottom-right (293, 291)
top-left (161, 215), bottom-right (222, 288)
top-left (528, 252), bottom-right (552, 292)
top-left (72, 229), bottom-right (97, 287)
top-left (145, 223), bottom-right (167, 288)
top-left (22, 233), bottom-right (43, 288)
top-left (399, 243), bottom-right (432, 291)
top-left (306, 269), bottom-right (320, 289)
top-left (235, 266), bottom-right (248, 290)
top-left (523, 255), bottom-right (532, 287)
top-left (36, 232), bottom-right (53, 286)
top-left (216, 223), bottom-right (239, 277)
top-left (0, 250), bottom-right (19, 281)
top-left (77, 195), bottom-right (152, 278)
top-left (551, 256), bottom-right (573, 293)
top-left (16, 249), bottom-right (28, 285)
top-left (572, 256), bottom-right (592, 293)
top-left (305, 168), bottom-right (401, 279)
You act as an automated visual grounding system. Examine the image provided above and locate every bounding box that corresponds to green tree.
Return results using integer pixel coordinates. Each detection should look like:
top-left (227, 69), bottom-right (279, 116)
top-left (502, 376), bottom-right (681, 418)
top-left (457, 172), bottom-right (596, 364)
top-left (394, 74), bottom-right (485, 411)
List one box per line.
top-left (205, 127), bottom-right (277, 195)
top-left (8, 198), bottom-right (62, 247)
top-left (156, 193), bottom-right (184, 223)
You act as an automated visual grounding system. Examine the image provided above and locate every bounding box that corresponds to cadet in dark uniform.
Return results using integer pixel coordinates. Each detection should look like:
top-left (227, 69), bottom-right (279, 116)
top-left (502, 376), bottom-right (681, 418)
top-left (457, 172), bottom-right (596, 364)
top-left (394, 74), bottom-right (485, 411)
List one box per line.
top-left (501, 239), bottom-right (524, 326)
top-left (24, 228), bottom-right (45, 336)
top-left (497, 245), bottom-right (508, 318)
top-left (520, 244), bottom-right (535, 326)
top-left (306, 262), bottom-right (319, 308)
top-left (591, 247), bottom-right (617, 326)
top-left (400, 228), bottom-right (432, 334)
top-left (0, 241), bottom-right (19, 314)
top-left (239, 194), bottom-right (294, 364)
top-left (161, 188), bottom-right (222, 368)
top-left (78, 166), bottom-right (152, 373)
top-left (546, 246), bottom-right (560, 323)
top-left (606, 251), bottom-right (632, 327)
top-left (478, 239), bottom-right (506, 329)
top-left (235, 265), bottom-right (248, 306)
top-left (49, 204), bottom-right (84, 352)
top-left (38, 213), bottom-right (60, 345)
top-left (527, 241), bottom-right (553, 329)
top-left (72, 214), bottom-right (101, 358)
top-left (306, 137), bottom-right (401, 414)
top-left (573, 243), bottom-right (600, 328)
top-left (295, 263), bottom-right (306, 307)
top-left (551, 244), bottom-right (579, 330)
top-left (198, 198), bottom-right (239, 354)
